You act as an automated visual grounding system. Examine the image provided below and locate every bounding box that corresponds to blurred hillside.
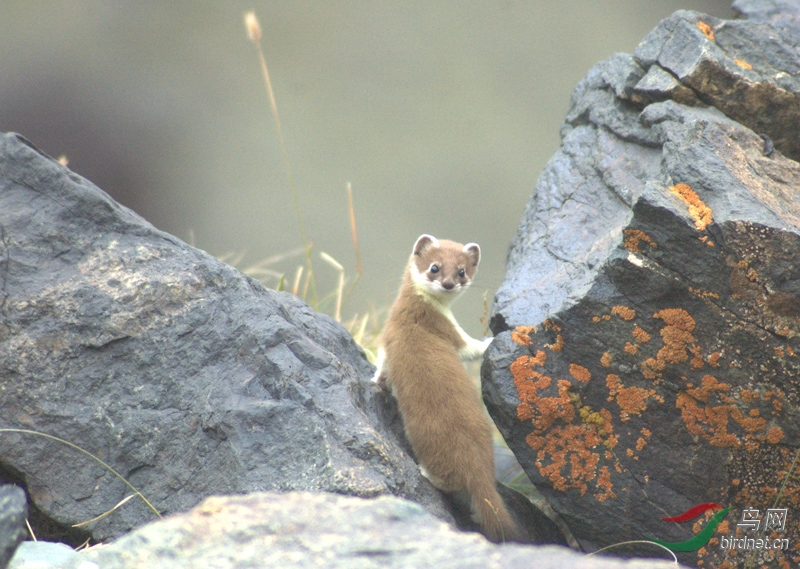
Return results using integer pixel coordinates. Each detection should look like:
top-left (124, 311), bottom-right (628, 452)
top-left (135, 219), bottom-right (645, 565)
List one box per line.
top-left (0, 1), bottom-right (734, 334)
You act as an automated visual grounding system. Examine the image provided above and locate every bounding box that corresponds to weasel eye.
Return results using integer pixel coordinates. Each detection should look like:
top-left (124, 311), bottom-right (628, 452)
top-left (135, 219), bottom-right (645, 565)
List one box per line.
top-left (458, 268), bottom-right (466, 278)
top-left (430, 264), bottom-right (439, 274)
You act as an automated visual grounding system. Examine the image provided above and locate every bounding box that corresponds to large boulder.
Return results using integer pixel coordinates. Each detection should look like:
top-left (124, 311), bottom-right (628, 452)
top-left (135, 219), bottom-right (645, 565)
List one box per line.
top-left (484, 1), bottom-right (800, 568)
top-left (83, 491), bottom-right (682, 569)
top-left (0, 132), bottom-right (449, 542)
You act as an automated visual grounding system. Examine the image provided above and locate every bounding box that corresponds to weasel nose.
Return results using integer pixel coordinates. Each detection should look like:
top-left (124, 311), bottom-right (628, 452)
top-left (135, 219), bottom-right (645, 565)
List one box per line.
top-left (442, 281), bottom-right (455, 290)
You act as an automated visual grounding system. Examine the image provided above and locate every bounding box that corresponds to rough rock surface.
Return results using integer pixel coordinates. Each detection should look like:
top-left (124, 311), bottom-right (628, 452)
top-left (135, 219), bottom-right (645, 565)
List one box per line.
top-left (84, 492), bottom-right (683, 569)
top-left (484, 1), bottom-right (800, 568)
top-left (0, 485), bottom-right (27, 569)
top-left (0, 132), bottom-right (450, 542)
top-left (8, 542), bottom-right (91, 569)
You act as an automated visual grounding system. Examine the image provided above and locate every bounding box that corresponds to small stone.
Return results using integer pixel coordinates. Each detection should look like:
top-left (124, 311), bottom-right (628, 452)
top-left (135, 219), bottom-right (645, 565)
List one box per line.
top-left (0, 486), bottom-right (27, 569)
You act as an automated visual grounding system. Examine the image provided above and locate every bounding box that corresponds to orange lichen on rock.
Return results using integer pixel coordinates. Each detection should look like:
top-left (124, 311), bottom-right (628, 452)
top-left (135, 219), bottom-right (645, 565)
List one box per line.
top-left (686, 374), bottom-right (730, 402)
top-left (740, 389), bottom-right (759, 403)
top-left (600, 352), bottom-right (613, 367)
top-left (595, 466), bottom-right (616, 502)
top-left (541, 321), bottom-right (564, 351)
top-left (669, 183), bottom-right (713, 231)
top-left (543, 320), bottom-right (561, 332)
top-left (624, 342), bottom-right (639, 355)
top-left (623, 229), bottom-right (657, 253)
top-left (767, 427), bottom-right (785, 443)
top-left (648, 309), bottom-right (697, 375)
top-left (734, 59), bottom-right (752, 69)
top-left (689, 286), bottom-right (720, 298)
top-left (636, 437), bottom-right (647, 451)
top-left (570, 364), bottom-right (591, 383)
top-left (606, 374), bottom-right (661, 421)
top-left (526, 423), bottom-right (602, 495)
top-left (547, 334), bottom-right (564, 352)
top-left (632, 325), bottom-right (651, 344)
top-left (697, 20), bottom-right (715, 41)
top-left (707, 352), bottom-right (721, 367)
top-left (689, 345), bottom-right (704, 369)
top-left (730, 407), bottom-right (767, 433)
top-left (512, 338), bottom-right (618, 502)
top-left (641, 357), bottom-right (665, 379)
top-left (612, 306), bottom-right (636, 321)
top-left (531, 350), bottom-right (547, 366)
top-left (676, 375), bottom-right (780, 449)
top-left (511, 357), bottom-right (574, 432)
top-left (678, 390), bottom-right (740, 447)
top-left (512, 325), bottom-right (537, 345)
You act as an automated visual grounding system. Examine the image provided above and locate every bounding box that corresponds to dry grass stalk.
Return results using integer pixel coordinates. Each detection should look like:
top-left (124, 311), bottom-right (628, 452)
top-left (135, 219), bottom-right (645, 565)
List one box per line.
top-left (0, 428), bottom-right (160, 520)
top-left (347, 182), bottom-right (361, 275)
top-left (73, 495), bottom-right (136, 528)
top-left (26, 518), bottom-right (36, 541)
top-left (320, 251), bottom-right (345, 322)
top-left (244, 10), bottom-right (315, 303)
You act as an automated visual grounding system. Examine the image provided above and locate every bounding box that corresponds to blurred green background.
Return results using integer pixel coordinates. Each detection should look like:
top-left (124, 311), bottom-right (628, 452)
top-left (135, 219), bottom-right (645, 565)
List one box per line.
top-left (1, 1), bottom-right (733, 337)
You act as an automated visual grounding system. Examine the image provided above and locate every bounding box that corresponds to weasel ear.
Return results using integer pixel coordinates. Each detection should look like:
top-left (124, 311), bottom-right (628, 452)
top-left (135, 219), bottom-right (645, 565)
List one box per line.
top-left (413, 234), bottom-right (440, 256)
top-left (463, 242), bottom-right (481, 266)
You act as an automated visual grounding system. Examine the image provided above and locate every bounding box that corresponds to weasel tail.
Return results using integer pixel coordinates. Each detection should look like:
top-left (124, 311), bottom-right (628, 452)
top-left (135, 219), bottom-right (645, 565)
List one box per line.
top-left (373, 234), bottom-right (520, 543)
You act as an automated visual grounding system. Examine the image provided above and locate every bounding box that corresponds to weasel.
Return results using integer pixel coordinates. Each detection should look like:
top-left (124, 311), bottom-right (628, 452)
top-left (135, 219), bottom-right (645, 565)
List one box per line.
top-left (372, 234), bottom-right (520, 543)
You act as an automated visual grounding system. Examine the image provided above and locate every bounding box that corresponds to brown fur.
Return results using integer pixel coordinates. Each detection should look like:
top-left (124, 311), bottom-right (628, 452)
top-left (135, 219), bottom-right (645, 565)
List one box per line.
top-left (376, 235), bottom-right (519, 543)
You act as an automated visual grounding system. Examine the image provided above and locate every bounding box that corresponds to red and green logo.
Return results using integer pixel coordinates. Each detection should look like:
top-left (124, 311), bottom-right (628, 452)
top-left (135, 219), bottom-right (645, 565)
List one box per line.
top-left (650, 503), bottom-right (731, 551)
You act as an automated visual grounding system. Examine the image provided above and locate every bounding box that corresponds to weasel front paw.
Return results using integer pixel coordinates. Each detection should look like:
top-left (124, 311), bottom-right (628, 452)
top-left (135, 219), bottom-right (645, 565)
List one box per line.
top-left (459, 337), bottom-right (493, 361)
top-left (372, 370), bottom-right (389, 390)
top-left (371, 347), bottom-right (387, 387)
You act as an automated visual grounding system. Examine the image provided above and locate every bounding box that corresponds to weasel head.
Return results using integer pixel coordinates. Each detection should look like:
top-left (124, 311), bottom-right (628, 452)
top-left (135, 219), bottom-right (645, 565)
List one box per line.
top-left (409, 234), bottom-right (481, 305)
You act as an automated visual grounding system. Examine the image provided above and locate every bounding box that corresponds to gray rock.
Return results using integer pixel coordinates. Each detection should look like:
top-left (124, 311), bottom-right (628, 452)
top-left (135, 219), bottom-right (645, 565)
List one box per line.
top-left (0, 486), bottom-right (27, 569)
top-left (8, 542), bottom-right (94, 569)
top-left (0, 132), bottom-right (449, 542)
top-left (634, 8), bottom-right (800, 161)
top-left (631, 65), bottom-right (703, 107)
top-left (733, 0), bottom-right (800, 24)
top-left (486, 2), bottom-right (800, 568)
top-left (83, 492), bottom-right (685, 569)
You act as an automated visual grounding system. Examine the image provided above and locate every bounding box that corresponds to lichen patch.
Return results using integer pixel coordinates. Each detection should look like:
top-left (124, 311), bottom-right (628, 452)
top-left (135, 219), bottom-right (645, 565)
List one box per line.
top-left (697, 20), bottom-right (715, 41)
top-left (623, 229), bottom-right (657, 253)
top-left (631, 325), bottom-right (651, 344)
top-left (570, 364), bottom-right (591, 383)
top-left (611, 306), bottom-right (636, 321)
top-left (669, 183), bottom-right (713, 231)
top-left (512, 325), bottom-right (537, 345)
top-left (606, 374), bottom-right (662, 421)
top-left (511, 330), bottom-right (618, 500)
